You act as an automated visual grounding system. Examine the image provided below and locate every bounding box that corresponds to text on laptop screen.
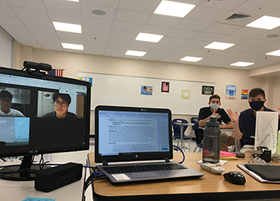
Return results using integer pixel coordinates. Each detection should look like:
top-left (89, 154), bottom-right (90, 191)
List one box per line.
top-left (98, 110), bottom-right (170, 156)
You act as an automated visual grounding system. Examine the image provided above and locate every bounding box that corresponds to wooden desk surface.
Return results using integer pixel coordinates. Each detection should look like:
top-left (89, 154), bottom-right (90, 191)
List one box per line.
top-left (88, 152), bottom-right (280, 200)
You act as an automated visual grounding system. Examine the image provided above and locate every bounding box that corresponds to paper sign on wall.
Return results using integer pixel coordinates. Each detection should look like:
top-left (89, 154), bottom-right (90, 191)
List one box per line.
top-left (255, 111), bottom-right (278, 153)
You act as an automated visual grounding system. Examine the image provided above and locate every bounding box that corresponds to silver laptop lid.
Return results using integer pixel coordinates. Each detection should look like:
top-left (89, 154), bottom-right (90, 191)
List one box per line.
top-left (95, 105), bottom-right (173, 163)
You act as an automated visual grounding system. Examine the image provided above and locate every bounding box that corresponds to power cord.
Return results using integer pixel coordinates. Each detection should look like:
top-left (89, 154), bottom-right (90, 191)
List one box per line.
top-left (173, 145), bottom-right (185, 164)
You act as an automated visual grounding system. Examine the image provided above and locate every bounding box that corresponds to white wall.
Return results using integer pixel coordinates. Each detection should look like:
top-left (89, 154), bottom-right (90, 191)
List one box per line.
top-left (14, 46), bottom-right (279, 135)
top-left (0, 28), bottom-right (12, 67)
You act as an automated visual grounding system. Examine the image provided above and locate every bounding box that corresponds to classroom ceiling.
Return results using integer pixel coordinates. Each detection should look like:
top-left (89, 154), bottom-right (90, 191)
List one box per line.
top-left (1, 0), bottom-right (280, 70)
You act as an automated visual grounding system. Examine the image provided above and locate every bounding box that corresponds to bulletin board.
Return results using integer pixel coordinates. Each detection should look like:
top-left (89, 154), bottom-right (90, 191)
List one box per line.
top-left (77, 72), bottom-right (215, 115)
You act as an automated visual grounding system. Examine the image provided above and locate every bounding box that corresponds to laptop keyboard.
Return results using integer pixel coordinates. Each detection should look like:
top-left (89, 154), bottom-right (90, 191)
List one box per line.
top-left (102, 163), bottom-right (187, 174)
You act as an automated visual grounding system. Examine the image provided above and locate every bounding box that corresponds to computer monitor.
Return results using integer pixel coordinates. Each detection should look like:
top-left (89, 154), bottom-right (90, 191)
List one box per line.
top-left (0, 66), bottom-right (91, 180)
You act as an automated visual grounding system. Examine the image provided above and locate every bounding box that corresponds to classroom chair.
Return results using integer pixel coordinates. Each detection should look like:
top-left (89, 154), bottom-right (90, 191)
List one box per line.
top-left (190, 117), bottom-right (199, 137)
top-left (193, 122), bottom-right (203, 152)
top-left (172, 119), bottom-right (192, 152)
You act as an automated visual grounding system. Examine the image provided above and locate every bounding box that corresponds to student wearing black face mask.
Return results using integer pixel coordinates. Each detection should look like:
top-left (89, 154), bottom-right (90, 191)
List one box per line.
top-left (227, 88), bottom-right (280, 152)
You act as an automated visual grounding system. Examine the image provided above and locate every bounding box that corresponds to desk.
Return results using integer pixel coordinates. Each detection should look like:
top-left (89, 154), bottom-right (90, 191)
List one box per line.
top-left (0, 150), bottom-right (93, 201)
top-left (174, 122), bottom-right (194, 152)
top-left (88, 152), bottom-right (280, 201)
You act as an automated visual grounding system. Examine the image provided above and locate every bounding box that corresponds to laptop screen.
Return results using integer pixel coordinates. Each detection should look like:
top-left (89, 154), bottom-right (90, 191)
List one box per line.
top-left (95, 106), bottom-right (172, 163)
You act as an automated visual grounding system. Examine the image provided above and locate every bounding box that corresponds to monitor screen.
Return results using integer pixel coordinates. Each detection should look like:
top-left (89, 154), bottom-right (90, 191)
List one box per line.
top-left (0, 66), bottom-right (91, 180)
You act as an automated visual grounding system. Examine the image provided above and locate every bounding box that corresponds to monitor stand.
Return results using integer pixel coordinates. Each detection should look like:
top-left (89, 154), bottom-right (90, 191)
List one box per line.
top-left (0, 154), bottom-right (51, 181)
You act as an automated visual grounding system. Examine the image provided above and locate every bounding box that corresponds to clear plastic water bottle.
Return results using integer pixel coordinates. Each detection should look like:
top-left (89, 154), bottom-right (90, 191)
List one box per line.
top-left (202, 116), bottom-right (221, 163)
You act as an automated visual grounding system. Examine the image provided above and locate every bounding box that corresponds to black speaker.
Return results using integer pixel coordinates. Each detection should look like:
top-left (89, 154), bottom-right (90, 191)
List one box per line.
top-left (35, 162), bottom-right (83, 192)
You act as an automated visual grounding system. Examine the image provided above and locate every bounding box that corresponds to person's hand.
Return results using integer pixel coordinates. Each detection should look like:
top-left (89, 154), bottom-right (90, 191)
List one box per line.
top-left (227, 109), bottom-right (239, 122)
top-left (212, 109), bottom-right (219, 118)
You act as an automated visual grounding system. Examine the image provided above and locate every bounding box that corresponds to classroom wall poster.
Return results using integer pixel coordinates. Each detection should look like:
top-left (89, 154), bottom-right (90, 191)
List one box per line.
top-left (226, 85), bottom-right (236, 99)
top-left (182, 90), bottom-right (190, 99)
top-left (202, 85), bottom-right (214, 95)
top-left (141, 85), bottom-right (153, 95)
top-left (161, 82), bottom-right (169, 93)
top-left (241, 89), bottom-right (248, 99)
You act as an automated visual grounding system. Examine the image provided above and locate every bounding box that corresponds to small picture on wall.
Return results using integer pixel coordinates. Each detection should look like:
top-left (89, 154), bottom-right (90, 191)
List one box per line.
top-left (241, 89), bottom-right (248, 99)
top-left (226, 85), bottom-right (236, 99)
top-left (182, 90), bottom-right (190, 99)
top-left (202, 86), bottom-right (214, 95)
top-left (141, 85), bottom-right (153, 95)
top-left (161, 82), bottom-right (169, 93)
top-left (78, 77), bottom-right (93, 87)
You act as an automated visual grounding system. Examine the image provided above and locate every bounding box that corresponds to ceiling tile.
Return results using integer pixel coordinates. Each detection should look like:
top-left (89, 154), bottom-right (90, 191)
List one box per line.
top-left (0, 0), bottom-right (8, 5)
top-left (203, 23), bottom-right (241, 34)
top-left (43, 0), bottom-right (80, 15)
top-left (48, 12), bottom-right (81, 24)
top-left (167, 29), bottom-right (198, 39)
top-left (28, 27), bottom-right (57, 37)
top-left (142, 53), bottom-right (163, 61)
top-left (85, 47), bottom-right (106, 55)
top-left (241, 38), bottom-right (271, 47)
top-left (104, 49), bottom-right (125, 57)
top-left (146, 14), bottom-right (183, 28)
top-left (140, 25), bottom-right (172, 35)
top-left (219, 35), bottom-right (249, 44)
top-left (182, 39), bottom-right (209, 48)
top-left (83, 26), bottom-right (111, 37)
top-left (176, 19), bottom-right (212, 31)
top-left (12, 7), bottom-right (49, 20)
top-left (0, 5), bottom-right (16, 17)
top-left (81, 3), bottom-right (117, 19)
top-left (80, 0), bottom-right (120, 8)
top-left (112, 21), bottom-right (143, 32)
top-left (130, 41), bottom-right (156, 48)
top-left (160, 37), bottom-right (188, 45)
top-left (199, 0), bottom-right (246, 10)
top-left (192, 32), bottom-right (224, 41)
top-left (235, 0), bottom-right (280, 15)
top-left (115, 9), bottom-right (151, 24)
top-left (21, 19), bottom-right (54, 29)
top-left (83, 34), bottom-right (108, 42)
top-left (187, 5), bottom-right (231, 22)
top-left (57, 32), bottom-right (83, 40)
top-left (119, 0), bottom-right (161, 13)
top-left (82, 16), bottom-right (113, 29)
top-left (107, 42), bottom-right (130, 50)
top-left (34, 35), bottom-right (59, 43)
top-left (108, 37), bottom-right (134, 45)
top-left (230, 27), bottom-right (266, 38)
top-left (8, 0), bottom-right (45, 9)
top-left (1, 24), bottom-right (29, 35)
top-left (39, 41), bottom-right (63, 51)
top-left (110, 30), bottom-right (138, 39)
top-left (0, 16), bottom-right (24, 26)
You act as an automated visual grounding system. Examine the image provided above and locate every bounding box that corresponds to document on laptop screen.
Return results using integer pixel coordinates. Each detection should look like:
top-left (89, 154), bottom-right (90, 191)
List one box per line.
top-left (98, 110), bottom-right (170, 156)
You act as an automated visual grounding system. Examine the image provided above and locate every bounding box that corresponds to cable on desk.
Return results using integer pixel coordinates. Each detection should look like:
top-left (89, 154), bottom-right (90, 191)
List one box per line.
top-left (173, 145), bottom-right (185, 164)
top-left (81, 164), bottom-right (106, 201)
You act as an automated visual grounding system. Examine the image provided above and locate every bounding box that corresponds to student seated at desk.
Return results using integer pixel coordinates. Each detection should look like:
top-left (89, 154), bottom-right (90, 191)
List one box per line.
top-left (227, 88), bottom-right (280, 153)
top-left (198, 94), bottom-right (235, 152)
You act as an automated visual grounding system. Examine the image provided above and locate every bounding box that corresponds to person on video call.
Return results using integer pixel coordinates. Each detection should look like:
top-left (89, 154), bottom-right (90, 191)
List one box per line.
top-left (198, 94), bottom-right (235, 151)
top-left (42, 92), bottom-right (77, 118)
top-left (0, 90), bottom-right (25, 117)
top-left (227, 88), bottom-right (280, 153)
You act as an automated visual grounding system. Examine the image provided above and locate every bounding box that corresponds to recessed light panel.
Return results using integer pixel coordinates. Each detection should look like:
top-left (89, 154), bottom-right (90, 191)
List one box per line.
top-left (154, 0), bottom-right (195, 18)
top-left (266, 49), bottom-right (280, 56)
top-left (68, 0), bottom-right (79, 2)
top-left (125, 50), bottom-right (146, 57)
top-left (205, 42), bottom-right (235, 50)
top-left (136, 33), bottom-right (164, 43)
top-left (62, 43), bottom-right (83, 50)
top-left (180, 56), bottom-right (202, 62)
top-left (246, 16), bottom-right (280, 30)
top-left (230, 62), bottom-right (254, 67)
top-left (53, 22), bottom-right (82, 33)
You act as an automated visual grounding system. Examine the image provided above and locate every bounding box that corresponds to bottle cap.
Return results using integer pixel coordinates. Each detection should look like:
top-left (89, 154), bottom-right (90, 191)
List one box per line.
top-left (206, 116), bottom-right (219, 127)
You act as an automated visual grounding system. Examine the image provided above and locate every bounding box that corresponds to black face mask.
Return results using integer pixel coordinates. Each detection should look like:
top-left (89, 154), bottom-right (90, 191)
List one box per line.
top-left (249, 101), bottom-right (264, 111)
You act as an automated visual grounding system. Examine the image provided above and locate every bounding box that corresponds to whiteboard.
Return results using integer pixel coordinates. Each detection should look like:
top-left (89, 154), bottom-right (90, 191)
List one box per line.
top-left (77, 72), bottom-right (215, 115)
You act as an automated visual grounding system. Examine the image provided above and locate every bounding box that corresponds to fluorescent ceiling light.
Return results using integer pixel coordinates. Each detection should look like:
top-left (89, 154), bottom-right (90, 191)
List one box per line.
top-left (246, 16), bottom-right (280, 30)
top-left (230, 62), bottom-right (254, 67)
top-left (68, 0), bottom-right (79, 2)
top-left (205, 42), bottom-right (235, 50)
top-left (62, 43), bottom-right (83, 50)
top-left (180, 56), bottom-right (203, 62)
top-left (266, 49), bottom-right (280, 56)
top-left (53, 22), bottom-right (82, 33)
top-left (125, 50), bottom-right (146, 57)
top-left (136, 33), bottom-right (164, 43)
top-left (154, 0), bottom-right (195, 18)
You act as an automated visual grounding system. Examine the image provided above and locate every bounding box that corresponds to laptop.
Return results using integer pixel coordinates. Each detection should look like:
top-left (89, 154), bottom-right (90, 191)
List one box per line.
top-left (94, 105), bottom-right (204, 183)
